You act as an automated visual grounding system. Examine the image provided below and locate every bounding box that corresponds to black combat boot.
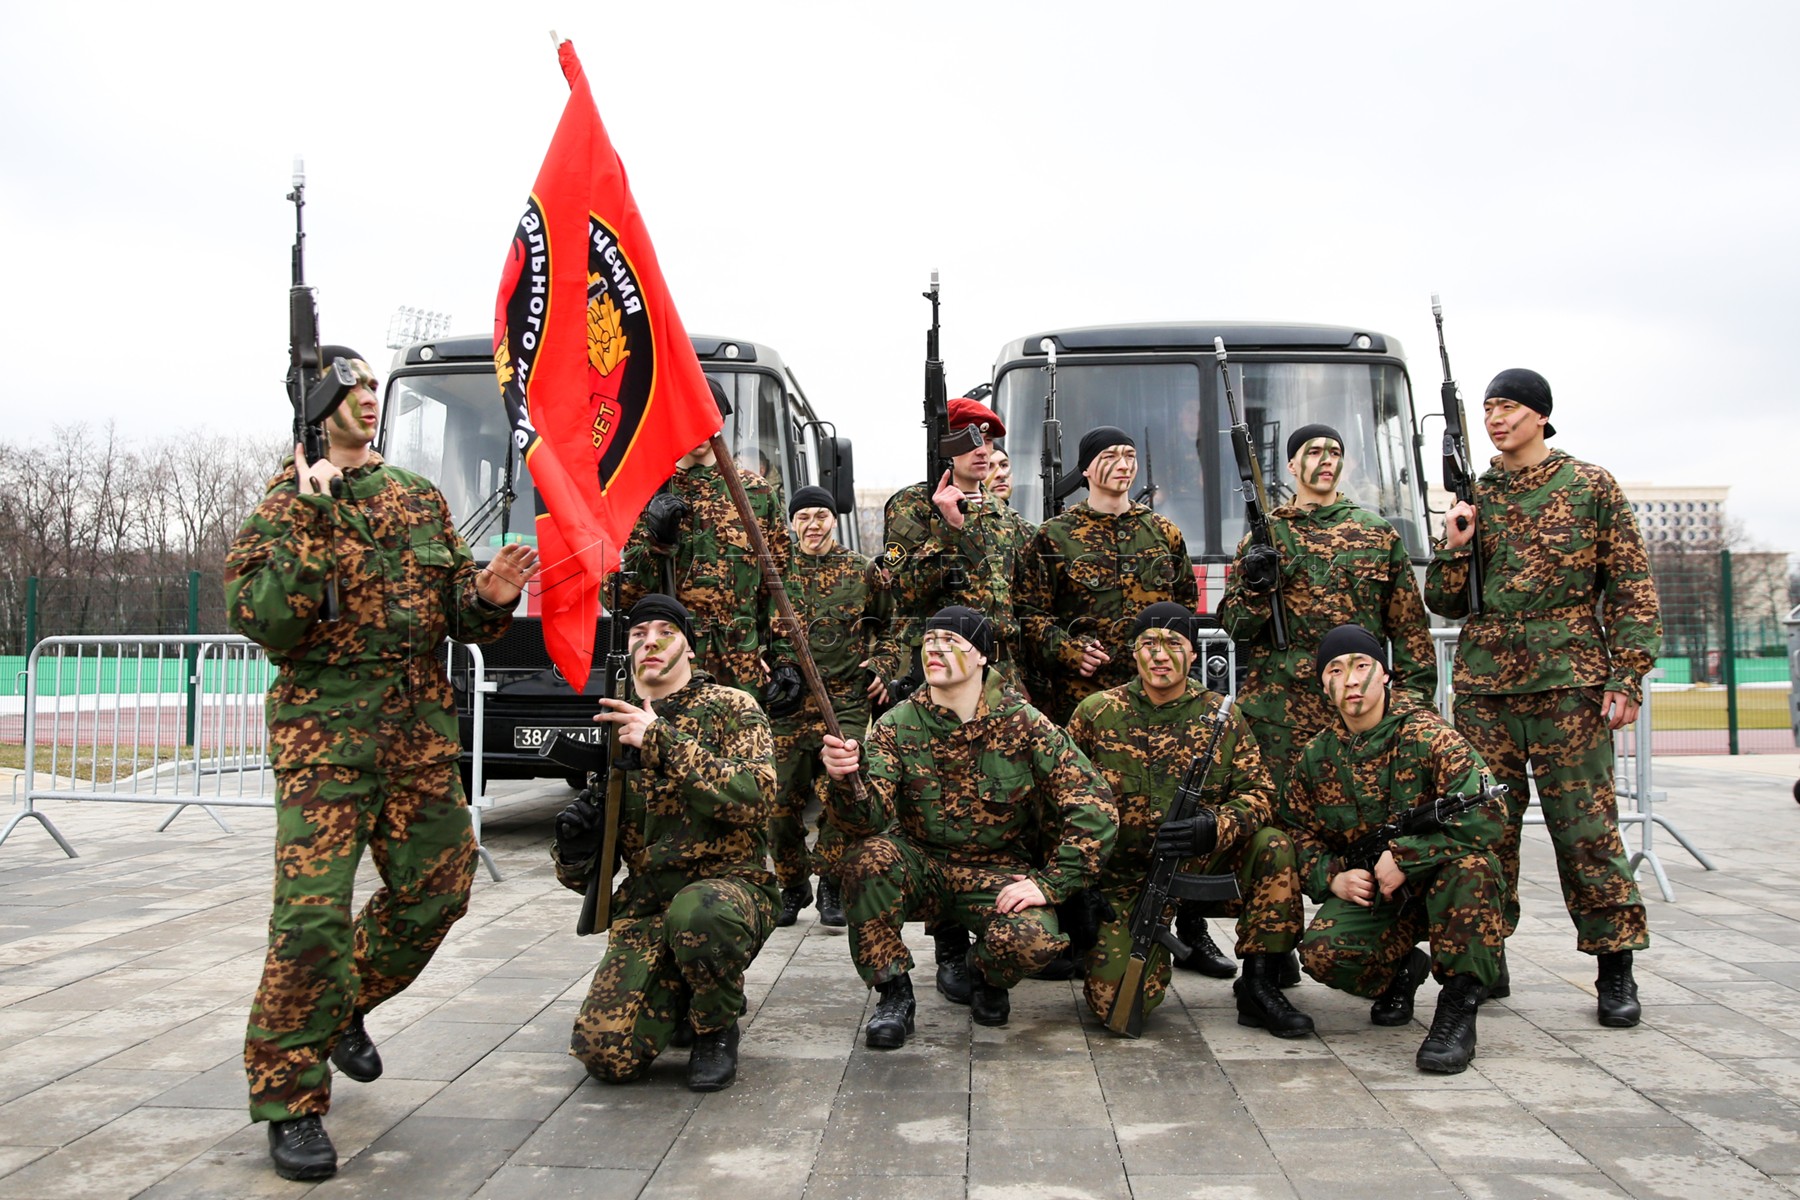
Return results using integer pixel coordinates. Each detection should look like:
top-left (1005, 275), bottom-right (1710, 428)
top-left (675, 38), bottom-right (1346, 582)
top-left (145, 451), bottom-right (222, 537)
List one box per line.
top-left (933, 925), bottom-right (973, 1004)
top-left (1370, 947), bottom-right (1431, 1027)
top-left (1486, 946), bottom-right (1511, 1001)
top-left (1028, 949), bottom-right (1078, 981)
top-left (1595, 950), bottom-right (1642, 1028)
top-left (775, 881), bottom-right (813, 927)
top-left (1171, 908), bottom-right (1237, 978)
top-left (816, 876), bottom-right (846, 928)
top-left (967, 950), bottom-right (1011, 1027)
top-left (267, 1114), bottom-right (337, 1181)
top-left (1416, 975), bottom-right (1484, 1074)
top-left (686, 1021), bottom-right (740, 1091)
top-left (329, 1010), bottom-right (382, 1083)
top-left (1232, 953), bottom-right (1315, 1039)
top-left (865, 975), bottom-right (916, 1050)
top-left (1277, 947), bottom-right (1303, 988)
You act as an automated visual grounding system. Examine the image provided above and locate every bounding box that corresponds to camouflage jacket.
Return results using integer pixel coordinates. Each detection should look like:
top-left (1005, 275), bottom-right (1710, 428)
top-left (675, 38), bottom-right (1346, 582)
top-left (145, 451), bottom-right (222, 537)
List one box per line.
top-left (829, 674), bottom-right (1117, 904)
top-left (1286, 699), bottom-right (1503, 903)
top-left (609, 462), bottom-right (793, 694)
top-left (552, 672), bottom-right (777, 916)
top-left (778, 544), bottom-right (902, 729)
top-left (225, 453), bottom-right (512, 772)
top-left (1018, 502), bottom-right (1197, 721)
top-left (1219, 497), bottom-right (1436, 733)
top-left (1066, 680), bottom-right (1274, 893)
top-left (1423, 450), bottom-right (1661, 702)
top-left (881, 482), bottom-right (1035, 667)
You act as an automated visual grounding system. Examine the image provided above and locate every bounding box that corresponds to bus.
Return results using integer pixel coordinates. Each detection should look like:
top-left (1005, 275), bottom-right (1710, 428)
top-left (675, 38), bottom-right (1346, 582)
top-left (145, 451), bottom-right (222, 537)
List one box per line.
top-left (989, 321), bottom-right (1429, 613)
top-left (377, 333), bottom-right (858, 792)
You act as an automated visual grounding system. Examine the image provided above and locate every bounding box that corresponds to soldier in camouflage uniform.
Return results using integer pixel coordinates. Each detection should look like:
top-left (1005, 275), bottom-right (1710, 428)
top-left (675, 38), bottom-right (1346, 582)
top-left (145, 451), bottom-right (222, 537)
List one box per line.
top-left (1289, 625), bottom-right (1508, 1074)
top-left (608, 380), bottom-right (796, 699)
top-left (819, 606), bottom-right (1117, 1048)
top-left (1426, 369), bottom-right (1659, 1028)
top-left (1218, 423), bottom-right (1437, 807)
top-left (880, 397), bottom-right (1038, 998)
top-left (768, 486), bottom-right (903, 927)
top-left (1019, 427), bottom-right (1197, 726)
top-left (551, 595), bottom-right (778, 1092)
top-left (227, 348), bottom-right (537, 1181)
top-left (1066, 603), bottom-right (1312, 1037)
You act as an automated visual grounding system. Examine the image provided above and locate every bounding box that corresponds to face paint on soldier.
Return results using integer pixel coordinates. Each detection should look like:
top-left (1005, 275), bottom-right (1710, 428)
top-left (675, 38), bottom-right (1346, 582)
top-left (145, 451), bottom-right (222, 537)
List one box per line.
top-left (1287, 438), bottom-right (1342, 505)
top-left (1085, 445), bottom-right (1138, 499)
top-left (1320, 652), bottom-right (1389, 732)
top-left (792, 507), bottom-right (837, 555)
top-left (325, 363), bottom-right (380, 451)
top-left (1133, 629), bottom-right (1193, 702)
top-left (1482, 397), bottom-right (1547, 456)
top-left (921, 629), bottom-right (985, 689)
top-left (628, 620), bottom-right (692, 696)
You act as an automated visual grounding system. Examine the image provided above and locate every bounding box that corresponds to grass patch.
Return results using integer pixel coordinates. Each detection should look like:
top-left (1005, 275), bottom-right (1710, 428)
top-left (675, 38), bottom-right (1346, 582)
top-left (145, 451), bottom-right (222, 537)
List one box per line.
top-left (0, 741), bottom-right (218, 784)
top-left (1654, 687), bottom-right (1793, 732)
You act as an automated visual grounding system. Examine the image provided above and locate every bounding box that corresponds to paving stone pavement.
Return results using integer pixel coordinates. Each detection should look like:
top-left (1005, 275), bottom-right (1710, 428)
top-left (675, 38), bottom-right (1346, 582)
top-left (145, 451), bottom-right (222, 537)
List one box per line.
top-left (0, 754), bottom-right (1796, 1199)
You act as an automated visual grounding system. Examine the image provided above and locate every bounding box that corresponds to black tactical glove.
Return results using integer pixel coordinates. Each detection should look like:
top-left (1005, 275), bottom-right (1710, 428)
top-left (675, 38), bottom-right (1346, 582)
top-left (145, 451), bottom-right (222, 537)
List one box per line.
top-left (643, 492), bottom-right (690, 547)
top-left (554, 793), bottom-right (604, 865)
top-left (1152, 807), bottom-right (1219, 860)
top-left (1056, 888), bottom-right (1119, 957)
top-left (762, 663), bottom-right (806, 719)
top-left (1237, 544), bottom-right (1282, 595)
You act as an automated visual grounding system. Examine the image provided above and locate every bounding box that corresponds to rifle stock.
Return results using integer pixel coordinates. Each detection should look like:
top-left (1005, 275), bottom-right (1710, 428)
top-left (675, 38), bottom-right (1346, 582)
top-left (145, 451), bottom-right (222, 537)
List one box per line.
top-left (1215, 339), bottom-right (1288, 650)
top-left (1106, 695), bottom-right (1243, 1038)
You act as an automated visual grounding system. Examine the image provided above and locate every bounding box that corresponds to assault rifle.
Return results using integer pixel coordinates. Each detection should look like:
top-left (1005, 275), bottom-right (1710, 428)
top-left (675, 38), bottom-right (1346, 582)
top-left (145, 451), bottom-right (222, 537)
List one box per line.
top-left (1215, 338), bottom-right (1288, 650)
top-left (1107, 695), bottom-right (1243, 1038)
top-left (286, 157), bottom-right (359, 620)
top-left (1335, 777), bottom-right (1508, 909)
top-left (1431, 294), bottom-right (1484, 616)
top-left (542, 571), bottom-right (637, 935)
top-left (923, 272), bottom-right (980, 503)
top-left (1039, 338), bottom-right (1064, 521)
top-left (1133, 425), bottom-right (1156, 509)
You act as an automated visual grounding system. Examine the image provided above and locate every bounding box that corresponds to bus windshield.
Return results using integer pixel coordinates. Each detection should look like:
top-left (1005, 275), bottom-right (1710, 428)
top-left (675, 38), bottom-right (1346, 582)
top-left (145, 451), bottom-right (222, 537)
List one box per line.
top-left (996, 358), bottom-right (1424, 561)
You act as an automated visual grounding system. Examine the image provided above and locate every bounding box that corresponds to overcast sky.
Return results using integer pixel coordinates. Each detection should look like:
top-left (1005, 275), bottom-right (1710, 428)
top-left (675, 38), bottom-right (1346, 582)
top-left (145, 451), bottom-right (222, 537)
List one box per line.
top-left (3, 2), bottom-right (1795, 551)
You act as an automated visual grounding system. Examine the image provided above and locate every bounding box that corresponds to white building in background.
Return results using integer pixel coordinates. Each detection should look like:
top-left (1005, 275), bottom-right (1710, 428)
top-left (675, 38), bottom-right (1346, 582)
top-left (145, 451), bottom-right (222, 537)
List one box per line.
top-left (1620, 482), bottom-right (1728, 548)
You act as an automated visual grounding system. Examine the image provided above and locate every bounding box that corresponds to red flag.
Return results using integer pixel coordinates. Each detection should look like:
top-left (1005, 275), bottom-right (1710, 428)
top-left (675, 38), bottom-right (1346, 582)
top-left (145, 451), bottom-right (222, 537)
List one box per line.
top-left (494, 39), bottom-right (722, 691)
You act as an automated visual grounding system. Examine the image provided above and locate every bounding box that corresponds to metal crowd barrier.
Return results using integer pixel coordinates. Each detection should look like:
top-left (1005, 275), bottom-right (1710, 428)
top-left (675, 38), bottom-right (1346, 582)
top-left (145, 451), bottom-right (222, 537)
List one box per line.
top-left (1430, 628), bottom-right (1715, 901)
top-left (2, 633), bottom-right (501, 882)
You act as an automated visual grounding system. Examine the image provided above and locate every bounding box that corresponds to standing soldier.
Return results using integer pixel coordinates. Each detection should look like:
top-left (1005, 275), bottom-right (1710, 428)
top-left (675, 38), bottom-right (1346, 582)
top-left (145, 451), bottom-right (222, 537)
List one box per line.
top-left (768, 486), bottom-right (903, 928)
top-left (881, 396), bottom-right (1037, 998)
top-left (1219, 422), bottom-right (1437, 806)
top-left (1019, 425), bottom-right (1197, 725)
top-left (1289, 625), bottom-right (1508, 1075)
top-left (1066, 604), bottom-right (1312, 1037)
top-left (986, 443), bottom-right (1019, 510)
top-left (608, 379), bottom-right (799, 702)
top-left (819, 607), bottom-right (1116, 1049)
top-left (1426, 369), bottom-right (1659, 1027)
top-left (551, 595), bottom-right (778, 1092)
top-left (227, 348), bottom-right (539, 1181)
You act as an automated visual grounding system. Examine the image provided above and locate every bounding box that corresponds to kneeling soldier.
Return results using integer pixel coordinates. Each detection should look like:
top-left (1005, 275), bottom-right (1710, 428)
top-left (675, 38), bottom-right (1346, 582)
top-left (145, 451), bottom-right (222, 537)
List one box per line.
top-left (820, 606), bottom-right (1116, 1049)
top-left (551, 595), bottom-right (778, 1092)
top-left (1289, 624), bottom-right (1507, 1074)
top-left (1067, 603), bottom-right (1312, 1037)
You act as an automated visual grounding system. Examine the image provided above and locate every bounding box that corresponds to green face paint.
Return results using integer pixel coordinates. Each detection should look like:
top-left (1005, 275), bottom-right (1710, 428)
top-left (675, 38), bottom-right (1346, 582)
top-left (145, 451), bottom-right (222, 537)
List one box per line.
top-left (1298, 438), bottom-right (1342, 489)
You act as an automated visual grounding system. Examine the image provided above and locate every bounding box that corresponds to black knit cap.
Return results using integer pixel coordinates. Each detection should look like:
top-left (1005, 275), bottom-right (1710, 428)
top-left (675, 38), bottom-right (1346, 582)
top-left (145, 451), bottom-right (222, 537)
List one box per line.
top-left (1077, 426), bottom-right (1136, 475)
top-left (788, 485), bottom-right (835, 519)
top-left (1130, 601), bottom-right (1199, 651)
top-left (1286, 423), bottom-right (1343, 462)
top-left (707, 377), bottom-right (734, 418)
top-left (1484, 368), bottom-right (1555, 438)
top-left (923, 605), bottom-right (994, 661)
top-left (627, 593), bottom-right (696, 648)
top-left (1314, 623), bottom-right (1388, 678)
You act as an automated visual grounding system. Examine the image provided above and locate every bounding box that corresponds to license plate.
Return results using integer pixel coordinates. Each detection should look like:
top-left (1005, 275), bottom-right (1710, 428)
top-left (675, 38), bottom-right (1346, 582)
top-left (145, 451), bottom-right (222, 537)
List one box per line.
top-left (513, 725), bottom-right (601, 750)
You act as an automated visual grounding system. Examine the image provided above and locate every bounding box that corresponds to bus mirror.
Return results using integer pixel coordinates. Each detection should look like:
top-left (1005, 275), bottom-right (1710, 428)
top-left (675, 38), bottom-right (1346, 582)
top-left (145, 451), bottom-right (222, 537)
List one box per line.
top-left (823, 436), bottom-right (857, 513)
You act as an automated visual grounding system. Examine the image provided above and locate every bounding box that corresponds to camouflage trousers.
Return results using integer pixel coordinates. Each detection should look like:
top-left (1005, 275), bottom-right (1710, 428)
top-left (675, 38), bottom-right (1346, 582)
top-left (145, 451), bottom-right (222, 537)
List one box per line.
top-left (570, 876), bottom-right (776, 1084)
top-left (1455, 688), bottom-right (1649, 954)
top-left (840, 836), bottom-right (1066, 989)
top-left (770, 700), bottom-right (867, 888)
top-left (245, 762), bottom-right (475, 1122)
top-left (1084, 826), bottom-right (1302, 1026)
top-left (1299, 850), bottom-right (1506, 997)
